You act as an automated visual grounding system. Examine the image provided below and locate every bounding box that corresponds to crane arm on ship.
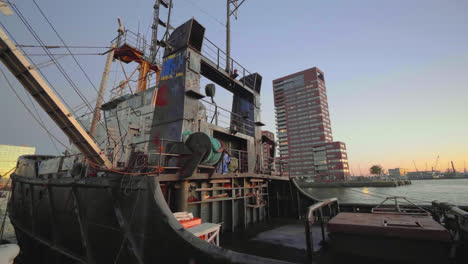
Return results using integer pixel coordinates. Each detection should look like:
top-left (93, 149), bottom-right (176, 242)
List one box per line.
top-left (0, 27), bottom-right (112, 168)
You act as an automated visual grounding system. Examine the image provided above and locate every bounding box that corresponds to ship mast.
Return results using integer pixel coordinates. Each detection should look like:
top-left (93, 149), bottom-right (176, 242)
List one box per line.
top-left (89, 43), bottom-right (116, 137)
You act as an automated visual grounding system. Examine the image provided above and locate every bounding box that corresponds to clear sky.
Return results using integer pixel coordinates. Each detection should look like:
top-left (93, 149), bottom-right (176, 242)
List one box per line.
top-left (0, 0), bottom-right (467, 175)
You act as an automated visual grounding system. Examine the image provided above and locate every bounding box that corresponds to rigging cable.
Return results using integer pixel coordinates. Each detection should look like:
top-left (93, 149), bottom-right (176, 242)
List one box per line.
top-left (26, 53), bottom-right (105, 56)
top-left (178, 0), bottom-right (226, 27)
top-left (22, 87), bottom-right (61, 154)
top-left (0, 67), bottom-right (73, 152)
top-left (16, 44), bottom-right (111, 49)
top-left (7, 2), bottom-right (110, 135)
top-left (7, 4), bottom-right (96, 114)
top-left (32, 0), bottom-right (101, 95)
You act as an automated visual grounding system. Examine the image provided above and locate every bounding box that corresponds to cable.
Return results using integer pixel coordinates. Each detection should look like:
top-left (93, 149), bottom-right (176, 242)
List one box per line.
top-left (0, 67), bottom-right (73, 152)
top-left (16, 44), bottom-right (111, 49)
top-left (26, 53), bottom-right (104, 56)
top-left (178, 0), bottom-right (226, 27)
top-left (1, 168), bottom-right (16, 178)
top-left (6, 3), bottom-right (109, 134)
top-left (22, 86), bottom-right (61, 154)
top-left (9, 3), bottom-right (101, 115)
top-left (32, 0), bottom-right (101, 94)
top-left (8, 4), bottom-right (95, 114)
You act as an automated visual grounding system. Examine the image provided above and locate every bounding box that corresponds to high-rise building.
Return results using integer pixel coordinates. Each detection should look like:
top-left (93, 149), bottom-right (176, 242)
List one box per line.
top-left (0, 144), bottom-right (36, 178)
top-left (273, 67), bottom-right (350, 181)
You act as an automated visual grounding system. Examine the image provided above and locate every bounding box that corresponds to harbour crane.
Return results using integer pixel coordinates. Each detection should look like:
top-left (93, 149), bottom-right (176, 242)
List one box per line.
top-left (413, 160), bottom-right (422, 179)
top-left (451, 161), bottom-right (456, 175)
top-left (433, 155), bottom-right (439, 172)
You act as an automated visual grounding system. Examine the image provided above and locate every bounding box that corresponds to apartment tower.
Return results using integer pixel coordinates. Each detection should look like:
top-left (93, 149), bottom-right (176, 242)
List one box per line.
top-left (273, 67), bottom-right (349, 181)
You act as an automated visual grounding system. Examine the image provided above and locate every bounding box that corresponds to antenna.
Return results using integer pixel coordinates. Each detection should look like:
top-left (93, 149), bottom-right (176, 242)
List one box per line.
top-left (226, 0), bottom-right (246, 72)
top-left (149, 0), bottom-right (173, 64)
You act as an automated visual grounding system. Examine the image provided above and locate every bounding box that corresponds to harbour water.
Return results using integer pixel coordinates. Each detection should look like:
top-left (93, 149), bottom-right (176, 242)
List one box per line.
top-left (304, 178), bottom-right (468, 206)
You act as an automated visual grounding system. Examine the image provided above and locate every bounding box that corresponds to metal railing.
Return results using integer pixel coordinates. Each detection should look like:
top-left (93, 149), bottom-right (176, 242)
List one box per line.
top-left (202, 37), bottom-right (258, 91)
top-left (217, 148), bottom-right (249, 174)
top-left (432, 200), bottom-right (468, 259)
top-left (201, 98), bottom-right (255, 136)
top-left (259, 156), bottom-right (290, 177)
top-left (112, 29), bottom-right (162, 64)
top-left (304, 198), bottom-right (340, 260)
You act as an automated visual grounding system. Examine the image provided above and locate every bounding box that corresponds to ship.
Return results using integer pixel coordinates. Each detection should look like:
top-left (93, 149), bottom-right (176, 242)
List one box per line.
top-left (0, 1), bottom-right (467, 263)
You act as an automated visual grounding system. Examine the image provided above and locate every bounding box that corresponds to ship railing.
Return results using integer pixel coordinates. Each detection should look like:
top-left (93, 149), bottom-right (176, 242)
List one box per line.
top-left (258, 156), bottom-right (290, 177)
top-left (304, 198), bottom-right (340, 260)
top-left (218, 148), bottom-right (249, 174)
top-left (133, 139), bottom-right (251, 175)
top-left (432, 200), bottom-right (468, 258)
top-left (134, 138), bottom-right (288, 177)
top-left (202, 37), bottom-right (258, 91)
top-left (111, 29), bottom-right (162, 64)
top-left (201, 98), bottom-right (255, 136)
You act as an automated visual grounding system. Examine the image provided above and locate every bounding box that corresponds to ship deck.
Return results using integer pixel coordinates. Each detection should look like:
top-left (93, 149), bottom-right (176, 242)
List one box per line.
top-left (159, 172), bottom-right (290, 182)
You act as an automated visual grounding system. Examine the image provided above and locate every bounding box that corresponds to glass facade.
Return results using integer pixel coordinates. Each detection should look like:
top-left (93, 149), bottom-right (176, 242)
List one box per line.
top-left (0, 144), bottom-right (36, 178)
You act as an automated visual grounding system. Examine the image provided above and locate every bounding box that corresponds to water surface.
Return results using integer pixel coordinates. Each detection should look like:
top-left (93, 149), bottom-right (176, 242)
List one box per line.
top-left (304, 178), bottom-right (468, 206)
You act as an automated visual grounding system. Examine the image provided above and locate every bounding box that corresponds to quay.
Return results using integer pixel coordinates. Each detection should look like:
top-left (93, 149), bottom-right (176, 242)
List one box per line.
top-left (300, 179), bottom-right (412, 188)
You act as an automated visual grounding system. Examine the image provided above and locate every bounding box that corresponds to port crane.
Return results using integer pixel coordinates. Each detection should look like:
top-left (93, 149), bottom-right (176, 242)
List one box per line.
top-left (433, 155), bottom-right (439, 172)
top-left (413, 160), bottom-right (423, 179)
top-left (451, 161), bottom-right (456, 175)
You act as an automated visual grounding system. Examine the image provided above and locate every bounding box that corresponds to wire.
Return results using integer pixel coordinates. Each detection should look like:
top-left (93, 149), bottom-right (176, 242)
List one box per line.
top-left (26, 53), bottom-right (104, 56)
top-left (22, 85), bottom-right (61, 154)
top-left (32, 0), bottom-right (101, 95)
top-left (0, 67), bottom-right (73, 152)
top-left (7, 2), bottom-right (109, 135)
top-left (16, 44), bottom-right (111, 49)
top-left (178, 0), bottom-right (226, 27)
top-left (1, 168), bottom-right (16, 178)
top-left (8, 4), bottom-right (95, 114)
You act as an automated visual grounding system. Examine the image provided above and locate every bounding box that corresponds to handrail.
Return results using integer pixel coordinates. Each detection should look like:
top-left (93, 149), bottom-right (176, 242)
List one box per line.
top-left (304, 198), bottom-right (340, 260)
top-left (202, 37), bottom-right (257, 90)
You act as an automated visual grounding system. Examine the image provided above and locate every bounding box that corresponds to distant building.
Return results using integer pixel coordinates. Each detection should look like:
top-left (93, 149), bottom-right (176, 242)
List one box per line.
top-left (0, 144), bottom-right (36, 178)
top-left (407, 171), bottom-right (439, 180)
top-left (388, 168), bottom-right (407, 177)
top-left (261, 130), bottom-right (275, 172)
top-left (273, 67), bottom-right (350, 181)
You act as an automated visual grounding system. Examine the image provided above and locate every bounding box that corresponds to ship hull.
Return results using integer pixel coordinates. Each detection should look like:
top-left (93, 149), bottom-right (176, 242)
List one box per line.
top-left (8, 173), bottom-right (292, 264)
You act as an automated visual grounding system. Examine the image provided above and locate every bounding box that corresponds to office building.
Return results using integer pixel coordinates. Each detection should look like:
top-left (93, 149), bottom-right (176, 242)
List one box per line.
top-left (273, 67), bottom-right (349, 181)
top-left (388, 168), bottom-right (407, 177)
top-left (0, 144), bottom-right (36, 178)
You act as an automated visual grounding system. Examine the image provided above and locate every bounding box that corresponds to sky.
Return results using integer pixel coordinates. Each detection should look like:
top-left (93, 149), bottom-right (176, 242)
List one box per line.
top-left (0, 0), bottom-right (467, 175)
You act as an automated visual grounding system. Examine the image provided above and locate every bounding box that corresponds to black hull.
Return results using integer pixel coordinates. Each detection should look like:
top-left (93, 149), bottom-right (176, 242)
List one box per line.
top-left (8, 174), bottom-right (299, 264)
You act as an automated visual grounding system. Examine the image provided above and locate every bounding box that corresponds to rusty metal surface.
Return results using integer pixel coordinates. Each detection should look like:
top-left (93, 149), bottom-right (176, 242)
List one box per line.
top-left (328, 212), bottom-right (451, 241)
